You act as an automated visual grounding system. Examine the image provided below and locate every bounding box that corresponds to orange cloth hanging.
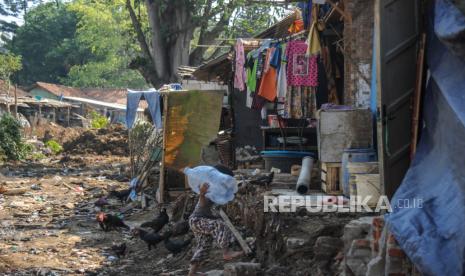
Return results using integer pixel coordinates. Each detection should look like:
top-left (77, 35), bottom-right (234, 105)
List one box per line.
top-left (258, 49), bottom-right (278, 102)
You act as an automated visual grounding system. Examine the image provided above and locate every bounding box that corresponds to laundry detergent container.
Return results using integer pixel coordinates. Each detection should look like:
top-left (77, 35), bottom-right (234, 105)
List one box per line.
top-left (261, 151), bottom-right (315, 173)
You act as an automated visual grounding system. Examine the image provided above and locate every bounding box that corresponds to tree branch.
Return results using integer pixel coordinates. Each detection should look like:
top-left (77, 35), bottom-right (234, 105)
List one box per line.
top-left (125, 0), bottom-right (153, 64)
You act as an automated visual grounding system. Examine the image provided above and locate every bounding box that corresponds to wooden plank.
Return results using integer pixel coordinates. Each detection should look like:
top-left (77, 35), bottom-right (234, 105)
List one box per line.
top-left (410, 33), bottom-right (427, 160)
top-left (219, 209), bottom-right (252, 255)
top-left (157, 95), bottom-right (169, 203)
top-left (321, 162), bottom-right (342, 194)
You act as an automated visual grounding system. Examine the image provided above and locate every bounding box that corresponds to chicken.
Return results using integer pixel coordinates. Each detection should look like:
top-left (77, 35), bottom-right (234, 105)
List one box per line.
top-left (111, 243), bottom-right (127, 258)
top-left (96, 212), bottom-right (130, 232)
top-left (140, 208), bottom-right (169, 232)
top-left (109, 189), bottom-right (131, 203)
top-left (163, 231), bottom-right (192, 255)
top-left (249, 171), bottom-right (274, 188)
top-left (94, 197), bottom-right (109, 208)
top-left (170, 219), bottom-right (190, 237)
top-left (132, 228), bottom-right (164, 250)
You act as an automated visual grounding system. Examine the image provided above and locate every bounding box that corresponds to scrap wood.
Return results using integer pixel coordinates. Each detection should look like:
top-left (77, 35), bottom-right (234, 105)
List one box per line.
top-left (1, 187), bottom-right (28, 195)
top-left (219, 209), bottom-right (252, 255)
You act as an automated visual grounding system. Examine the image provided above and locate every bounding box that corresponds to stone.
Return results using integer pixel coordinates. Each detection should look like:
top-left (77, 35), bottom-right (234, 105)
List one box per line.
top-left (224, 262), bottom-right (261, 276)
top-left (313, 236), bottom-right (344, 260)
top-left (64, 203), bottom-right (75, 209)
top-left (205, 270), bottom-right (224, 276)
top-left (286, 237), bottom-right (307, 250)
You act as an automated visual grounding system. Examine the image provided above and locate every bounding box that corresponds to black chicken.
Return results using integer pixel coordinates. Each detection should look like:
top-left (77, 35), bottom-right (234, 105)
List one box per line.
top-left (96, 212), bottom-right (130, 232)
top-left (163, 231), bottom-right (192, 255)
top-left (109, 189), bottom-right (131, 203)
top-left (170, 219), bottom-right (190, 237)
top-left (249, 171), bottom-right (274, 188)
top-left (111, 243), bottom-right (127, 258)
top-left (140, 208), bottom-right (169, 232)
top-left (132, 228), bottom-right (164, 250)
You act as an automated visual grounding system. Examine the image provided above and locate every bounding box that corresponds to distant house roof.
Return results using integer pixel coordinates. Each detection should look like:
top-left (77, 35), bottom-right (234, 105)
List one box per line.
top-left (0, 80), bottom-right (29, 97)
top-left (29, 82), bottom-right (139, 106)
top-left (33, 82), bottom-right (86, 98)
top-left (63, 96), bottom-right (143, 111)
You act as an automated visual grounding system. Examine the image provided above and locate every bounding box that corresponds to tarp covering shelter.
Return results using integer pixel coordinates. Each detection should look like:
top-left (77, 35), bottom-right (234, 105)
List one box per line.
top-left (386, 1), bottom-right (465, 275)
top-left (163, 90), bottom-right (223, 169)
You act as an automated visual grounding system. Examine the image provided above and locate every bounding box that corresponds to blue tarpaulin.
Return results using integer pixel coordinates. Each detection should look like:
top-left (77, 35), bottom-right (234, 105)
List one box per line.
top-left (386, 1), bottom-right (465, 275)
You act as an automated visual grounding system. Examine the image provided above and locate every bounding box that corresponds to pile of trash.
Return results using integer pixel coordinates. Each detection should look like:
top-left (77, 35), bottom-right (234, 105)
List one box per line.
top-left (235, 146), bottom-right (261, 163)
top-left (63, 124), bottom-right (129, 156)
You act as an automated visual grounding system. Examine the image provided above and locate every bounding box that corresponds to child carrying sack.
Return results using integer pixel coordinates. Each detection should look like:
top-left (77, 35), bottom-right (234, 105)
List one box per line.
top-left (184, 166), bottom-right (238, 205)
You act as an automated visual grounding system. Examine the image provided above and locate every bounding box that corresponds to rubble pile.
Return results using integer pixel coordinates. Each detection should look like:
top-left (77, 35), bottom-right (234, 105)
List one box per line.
top-left (63, 124), bottom-right (129, 156)
top-left (32, 122), bottom-right (83, 145)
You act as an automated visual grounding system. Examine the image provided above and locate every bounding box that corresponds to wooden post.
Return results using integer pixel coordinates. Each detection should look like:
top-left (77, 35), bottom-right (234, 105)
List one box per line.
top-left (14, 85), bottom-right (18, 118)
top-left (157, 94), bottom-right (168, 203)
top-left (410, 33), bottom-right (426, 160)
top-left (67, 106), bottom-right (70, 127)
top-left (219, 209), bottom-right (252, 255)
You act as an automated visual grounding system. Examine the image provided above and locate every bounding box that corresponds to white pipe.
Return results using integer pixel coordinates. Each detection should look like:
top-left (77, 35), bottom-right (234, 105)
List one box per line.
top-left (296, 156), bottom-right (314, 194)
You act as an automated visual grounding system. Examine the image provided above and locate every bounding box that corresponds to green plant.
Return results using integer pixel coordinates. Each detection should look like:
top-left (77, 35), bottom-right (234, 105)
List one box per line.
top-left (89, 111), bottom-right (109, 129)
top-left (45, 140), bottom-right (63, 154)
top-left (0, 113), bottom-right (28, 160)
top-left (30, 152), bottom-right (46, 160)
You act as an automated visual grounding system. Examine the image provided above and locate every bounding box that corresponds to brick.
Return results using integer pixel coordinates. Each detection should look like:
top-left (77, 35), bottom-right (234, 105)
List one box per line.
top-left (388, 233), bottom-right (398, 245)
top-left (372, 216), bottom-right (384, 228)
top-left (388, 248), bottom-right (406, 258)
top-left (353, 239), bottom-right (371, 249)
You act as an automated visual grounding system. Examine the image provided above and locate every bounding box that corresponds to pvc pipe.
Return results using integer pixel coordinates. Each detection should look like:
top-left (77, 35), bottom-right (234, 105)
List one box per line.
top-left (296, 156), bottom-right (314, 194)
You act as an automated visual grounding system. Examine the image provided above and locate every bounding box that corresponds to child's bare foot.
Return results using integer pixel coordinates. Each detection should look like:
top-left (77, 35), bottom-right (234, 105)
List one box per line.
top-left (223, 250), bottom-right (244, 260)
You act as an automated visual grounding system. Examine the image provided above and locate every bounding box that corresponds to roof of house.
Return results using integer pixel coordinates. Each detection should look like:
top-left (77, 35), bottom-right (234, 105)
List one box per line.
top-left (63, 96), bottom-right (143, 111)
top-left (0, 80), bottom-right (29, 97)
top-left (33, 82), bottom-right (86, 98)
top-left (28, 82), bottom-right (151, 110)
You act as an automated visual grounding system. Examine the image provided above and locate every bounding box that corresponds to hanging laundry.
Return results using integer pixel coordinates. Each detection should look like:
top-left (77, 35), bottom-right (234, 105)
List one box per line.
top-left (286, 40), bottom-right (318, 87)
top-left (288, 19), bottom-right (304, 34)
top-left (306, 21), bottom-right (322, 55)
top-left (234, 39), bottom-right (246, 91)
top-left (126, 89), bottom-right (162, 129)
top-left (246, 87), bottom-right (253, 108)
top-left (258, 48), bottom-right (278, 102)
top-left (277, 43), bottom-right (288, 99)
top-left (246, 53), bottom-right (258, 92)
top-left (297, 0), bottom-right (313, 29)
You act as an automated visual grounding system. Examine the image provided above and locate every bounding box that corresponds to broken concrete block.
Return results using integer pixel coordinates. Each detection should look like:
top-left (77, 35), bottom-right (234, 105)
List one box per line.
top-left (224, 262), bottom-right (261, 276)
top-left (286, 237), bottom-right (307, 250)
top-left (205, 270), bottom-right (224, 276)
top-left (313, 236), bottom-right (343, 260)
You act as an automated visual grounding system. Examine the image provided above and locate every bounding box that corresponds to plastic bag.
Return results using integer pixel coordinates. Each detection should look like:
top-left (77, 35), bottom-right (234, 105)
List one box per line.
top-left (184, 166), bottom-right (238, 205)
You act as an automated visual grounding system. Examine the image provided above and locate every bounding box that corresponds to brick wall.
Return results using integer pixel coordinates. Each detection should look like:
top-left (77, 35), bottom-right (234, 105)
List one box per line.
top-left (344, 0), bottom-right (375, 107)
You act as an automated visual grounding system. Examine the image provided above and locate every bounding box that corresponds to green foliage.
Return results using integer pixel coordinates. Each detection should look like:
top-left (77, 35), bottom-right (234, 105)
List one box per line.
top-left (0, 53), bottom-right (22, 81)
top-left (0, 113), bottom-right (28, 160)
top-left (8, 2), bottom-right (95, 85)
top-left (8, 1), bottom-right (147, 88)
top-left (45, 140), bottom-right (63, 154)
top-left (63, 0), bottom-right (147, 88)
top-left (89, 111), bottom-right (109, 129)
top-left (29, 151), bottom-right (46, 160)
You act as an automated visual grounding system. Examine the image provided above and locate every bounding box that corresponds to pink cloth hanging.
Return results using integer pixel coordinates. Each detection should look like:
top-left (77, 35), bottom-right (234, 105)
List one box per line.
top-left (234, 39), bottom-right (246, 91)
top-left (286, 40), bottom-right (318, 87)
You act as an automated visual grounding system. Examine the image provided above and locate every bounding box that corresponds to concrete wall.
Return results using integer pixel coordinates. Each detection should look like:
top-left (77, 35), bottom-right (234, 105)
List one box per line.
top-left (344, 0), bottom-right (375, 108)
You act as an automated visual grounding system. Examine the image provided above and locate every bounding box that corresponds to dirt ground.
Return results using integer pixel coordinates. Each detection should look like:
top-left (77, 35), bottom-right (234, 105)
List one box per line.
top-left (0, 154), bottom-right (246, 276)
top-left (0, 152), bottom-right (361, 276)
